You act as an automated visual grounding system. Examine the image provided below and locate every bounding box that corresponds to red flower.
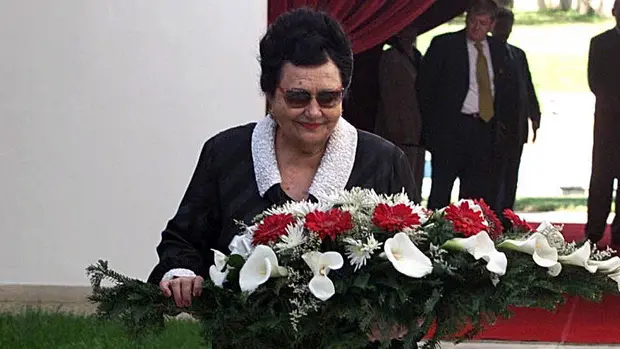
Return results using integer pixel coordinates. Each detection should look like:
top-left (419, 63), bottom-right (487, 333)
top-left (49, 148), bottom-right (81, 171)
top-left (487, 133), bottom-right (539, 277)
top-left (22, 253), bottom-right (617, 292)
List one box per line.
top-left (304, 208), bottom-right (353, 241)
top-left (372, 203), bottom-right (421, 233)
top-left (444, 201), bottom-right (487, 237)
top-left (503, 209), bottom-right (532, 232)
top-left (252, 213), bottom-right (296, 245)
top-left (475, 199), bottom-right (504, 239)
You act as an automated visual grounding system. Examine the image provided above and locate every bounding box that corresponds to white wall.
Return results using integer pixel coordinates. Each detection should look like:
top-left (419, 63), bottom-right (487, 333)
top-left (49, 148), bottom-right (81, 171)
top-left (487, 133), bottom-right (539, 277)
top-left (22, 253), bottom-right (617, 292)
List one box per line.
top-left (0, 1), bottom-right (267, 286)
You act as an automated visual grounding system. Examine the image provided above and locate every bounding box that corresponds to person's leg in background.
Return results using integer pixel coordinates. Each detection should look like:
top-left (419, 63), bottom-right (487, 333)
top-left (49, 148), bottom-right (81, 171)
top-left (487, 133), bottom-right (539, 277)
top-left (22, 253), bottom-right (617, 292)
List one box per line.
top-left (459, 118), bottom-right (496, 207)
top-left (585, 144), bottom-right (615, 243)
top-left (398, 144), bottom-right (425, 203)
top-left (427, 147), bottom-right (459, 210)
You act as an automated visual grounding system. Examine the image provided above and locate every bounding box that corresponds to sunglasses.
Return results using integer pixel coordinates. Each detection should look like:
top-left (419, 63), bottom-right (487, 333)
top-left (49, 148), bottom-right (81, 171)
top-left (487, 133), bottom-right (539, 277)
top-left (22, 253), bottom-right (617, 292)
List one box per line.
top-left (278, 87), bottom-right (344, 108)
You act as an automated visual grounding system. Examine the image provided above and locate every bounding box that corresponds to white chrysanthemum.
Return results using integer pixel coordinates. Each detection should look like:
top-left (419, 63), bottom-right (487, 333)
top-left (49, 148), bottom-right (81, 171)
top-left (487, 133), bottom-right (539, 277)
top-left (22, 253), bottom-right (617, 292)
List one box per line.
top-left (535, 221), bottom-right (566, 249)
top-left (322, 187), bottom-right (382, 208)
top-left (275, 221), bottom-right (306, 251)
top-left (265, 201), bottom-right (330, 217)
top-left (343, 235), bottom-right (383, 271)
top-left (411, 205), bottom-right (430, 226)
top-left (388, 191), bottom-right (411, 205)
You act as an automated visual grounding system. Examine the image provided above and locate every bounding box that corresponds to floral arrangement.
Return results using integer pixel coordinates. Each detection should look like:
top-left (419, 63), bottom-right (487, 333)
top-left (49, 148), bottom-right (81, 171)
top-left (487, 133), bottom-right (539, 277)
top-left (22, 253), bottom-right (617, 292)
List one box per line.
top-left (87, 188), bottom-right (620, 349)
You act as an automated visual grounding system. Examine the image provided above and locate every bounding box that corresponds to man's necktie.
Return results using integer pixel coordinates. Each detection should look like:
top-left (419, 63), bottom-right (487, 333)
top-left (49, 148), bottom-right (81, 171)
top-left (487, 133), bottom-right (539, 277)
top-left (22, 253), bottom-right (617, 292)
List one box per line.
top-left (475, 41), bottom-right (494, 122)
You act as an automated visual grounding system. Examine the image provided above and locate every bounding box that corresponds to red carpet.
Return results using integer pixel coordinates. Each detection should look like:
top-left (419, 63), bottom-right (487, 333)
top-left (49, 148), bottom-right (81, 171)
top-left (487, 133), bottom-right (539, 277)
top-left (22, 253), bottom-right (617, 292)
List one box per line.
top-left (473, 222), bottom-right (620, 344)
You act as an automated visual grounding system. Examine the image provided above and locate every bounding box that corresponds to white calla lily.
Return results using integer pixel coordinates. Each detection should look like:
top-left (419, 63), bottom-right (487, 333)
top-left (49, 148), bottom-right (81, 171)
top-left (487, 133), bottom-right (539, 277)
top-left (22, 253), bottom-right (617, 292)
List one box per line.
top-left (498, 232), bottom-right (559, 268)
top-left (608, 270), bottom-right (620, 291)
top-left (443, 231), bottom-right (507, 276)
top-left (547, 262), bottom-right (563, 277)
top-left (558, 243), bottom-right (597, 273)
top-left (384, 232), bottom-right (433, 278)
top-left (238, 245), bottom-right (287, 293)
top-left (212, 249), bottom-right (228, 270)
top-left (207, 249), bottom-right (229, 288)
top-left (588, 256), bottom-right (620, 274)
top-left (209, 265), bottom-right (229, 288)
top-left (302, 251), bottom-right (344, 301)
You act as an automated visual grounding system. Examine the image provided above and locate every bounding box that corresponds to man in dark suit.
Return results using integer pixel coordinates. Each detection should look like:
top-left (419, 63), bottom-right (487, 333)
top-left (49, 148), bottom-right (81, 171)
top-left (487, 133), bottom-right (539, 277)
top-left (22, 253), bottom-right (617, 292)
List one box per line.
top-left (585, 0), bottom-right (620, 246)
top-left (417, 0), bottom-right (519, 210)
top-left (375, 23), bottom-right (424, 203)
top-left (491, 7), bottom-right (542, 214)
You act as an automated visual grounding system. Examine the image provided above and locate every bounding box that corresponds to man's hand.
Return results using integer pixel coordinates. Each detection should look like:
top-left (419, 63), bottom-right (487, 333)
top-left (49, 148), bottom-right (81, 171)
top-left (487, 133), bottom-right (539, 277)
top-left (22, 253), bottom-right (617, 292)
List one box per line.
top-left (531, 120), bottom-right (539, 143)
top-left (159, 276), bottom-right (204, 307)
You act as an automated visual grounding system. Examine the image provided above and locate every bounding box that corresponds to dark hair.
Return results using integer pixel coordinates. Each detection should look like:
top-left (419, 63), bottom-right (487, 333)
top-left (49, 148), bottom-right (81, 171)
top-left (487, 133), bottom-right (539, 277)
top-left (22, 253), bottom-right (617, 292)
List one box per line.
top-left (467, 0), bottom-right (499, 18)
top-left (495, 7), bottom-right (514, 23)
top-left (259, 8), bottom-right (353, 96)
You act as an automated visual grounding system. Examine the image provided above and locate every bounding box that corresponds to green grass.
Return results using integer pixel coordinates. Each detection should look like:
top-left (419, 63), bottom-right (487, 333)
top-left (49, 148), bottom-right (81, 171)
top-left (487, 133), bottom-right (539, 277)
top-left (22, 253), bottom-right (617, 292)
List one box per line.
top-left (0, 310), bottom-right (206, 349)
top-left (416, 17), bottom-right (615, 92)
top-left (514, 196), bottom-right (587, 212)
top-left (514, 196), bottom-right (616, 213)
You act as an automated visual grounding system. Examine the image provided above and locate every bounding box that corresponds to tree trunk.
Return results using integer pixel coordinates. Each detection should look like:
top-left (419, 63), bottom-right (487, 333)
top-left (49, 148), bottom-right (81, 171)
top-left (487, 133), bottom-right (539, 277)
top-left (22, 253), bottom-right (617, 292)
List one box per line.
top-left (537, 0), bottom-right (547, 11)
top-left (560, 0), bottom-right (572, 11)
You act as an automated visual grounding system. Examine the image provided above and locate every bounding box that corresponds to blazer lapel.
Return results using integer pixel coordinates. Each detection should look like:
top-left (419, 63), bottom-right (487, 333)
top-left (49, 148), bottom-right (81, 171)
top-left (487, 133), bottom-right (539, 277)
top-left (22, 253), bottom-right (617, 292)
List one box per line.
top-left (455, 30), bottom-right (470, 93)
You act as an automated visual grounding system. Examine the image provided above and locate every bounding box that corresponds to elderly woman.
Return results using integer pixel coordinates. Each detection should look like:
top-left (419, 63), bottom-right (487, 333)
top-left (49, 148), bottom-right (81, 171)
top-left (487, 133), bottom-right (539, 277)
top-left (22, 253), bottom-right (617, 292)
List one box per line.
top-left (147, 8), bottom-right (417, 348)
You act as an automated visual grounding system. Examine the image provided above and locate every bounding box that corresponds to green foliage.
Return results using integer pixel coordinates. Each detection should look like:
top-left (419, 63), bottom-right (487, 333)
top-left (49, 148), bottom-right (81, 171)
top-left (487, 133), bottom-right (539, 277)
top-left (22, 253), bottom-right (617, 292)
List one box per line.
top-left (87, 248), bottom-right (618, 349)
top-left (85, 192), bottom-right (619, 348)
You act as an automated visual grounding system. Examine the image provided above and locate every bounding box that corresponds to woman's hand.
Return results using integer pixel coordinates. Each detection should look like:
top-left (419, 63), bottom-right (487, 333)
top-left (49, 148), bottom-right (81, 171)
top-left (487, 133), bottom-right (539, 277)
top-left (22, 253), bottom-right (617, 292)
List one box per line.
top-left (368, 323), bottom-right (408, 342)
top-left (159, 276), bottom-right (204, 307)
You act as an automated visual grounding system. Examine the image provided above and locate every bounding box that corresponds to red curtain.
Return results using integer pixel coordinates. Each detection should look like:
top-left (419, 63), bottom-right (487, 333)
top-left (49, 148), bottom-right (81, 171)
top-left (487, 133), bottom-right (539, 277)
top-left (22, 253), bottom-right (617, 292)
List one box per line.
top-left (268, 0), bottom-right (437, 54)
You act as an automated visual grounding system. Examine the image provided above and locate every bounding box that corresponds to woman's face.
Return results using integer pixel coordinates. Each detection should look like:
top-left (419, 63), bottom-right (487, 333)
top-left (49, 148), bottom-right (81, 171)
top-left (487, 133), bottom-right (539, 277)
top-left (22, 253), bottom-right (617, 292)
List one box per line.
top-left (269, 58), bottom-right (343, 152)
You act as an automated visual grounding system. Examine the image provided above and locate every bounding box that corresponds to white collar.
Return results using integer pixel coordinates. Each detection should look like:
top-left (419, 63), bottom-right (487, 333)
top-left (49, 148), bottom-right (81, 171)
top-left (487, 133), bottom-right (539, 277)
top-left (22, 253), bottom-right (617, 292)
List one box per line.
top-left (467, 38), bottom-right (488, 48)
top-left (251, 115), bottom-right (358, 199)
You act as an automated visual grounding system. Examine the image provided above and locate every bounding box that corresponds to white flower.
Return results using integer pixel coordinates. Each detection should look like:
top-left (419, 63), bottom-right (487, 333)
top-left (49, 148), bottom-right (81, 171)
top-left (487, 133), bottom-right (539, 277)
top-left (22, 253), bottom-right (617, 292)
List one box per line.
top-left (208, 249), bottom-right (229, 288)
top-left (343, 235), bottom-right (382, 271)
top-left (267, 201), bottom-right (332, 217)
top-left (498, 232), bottom-right (561, 276)
top-left (390, 191), bottom-right (413, 205)
top-left (558, 242), bottom-right (597, 273)
top-left (209, 265), bottom-right (228, 288)
top-left (302, 251), bottom-right (344, 301)
top-left (384, 232), bottom-right (433, 278)
top-left (536, 221), bottom-right (566, 249)
top-left (275, 221), bottom-right (306, 251)
top-left (322, 187), bottom-right (382, 208)
top-left (588, 256), bottom-right (620, 274)
top-left (238, 245), bottom-right (287, 293)
top-left (212, 249), bottom-right (228, 270)
top-left (443, 231), bottom-right (507, 276)
top-left (228, 231), bottom-right (254, 259)
top-left (607, 270), bottom-right (620, 291)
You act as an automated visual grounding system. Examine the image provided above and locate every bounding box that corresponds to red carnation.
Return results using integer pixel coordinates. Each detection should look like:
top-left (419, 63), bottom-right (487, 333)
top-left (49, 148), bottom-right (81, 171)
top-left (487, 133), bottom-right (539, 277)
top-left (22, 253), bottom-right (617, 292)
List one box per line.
top-left (503, 209), bottom-right (532, 232)
top-left (252, 213), bottom-right (296, 245)
top-left (444, 201), bottom-right (487, 237)
top-left (372, 203), bottom-right (421, 233)
top-left (475, 199), bottom-right (504, 239)
top-left (304, 208), bottom-right (353, 241)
